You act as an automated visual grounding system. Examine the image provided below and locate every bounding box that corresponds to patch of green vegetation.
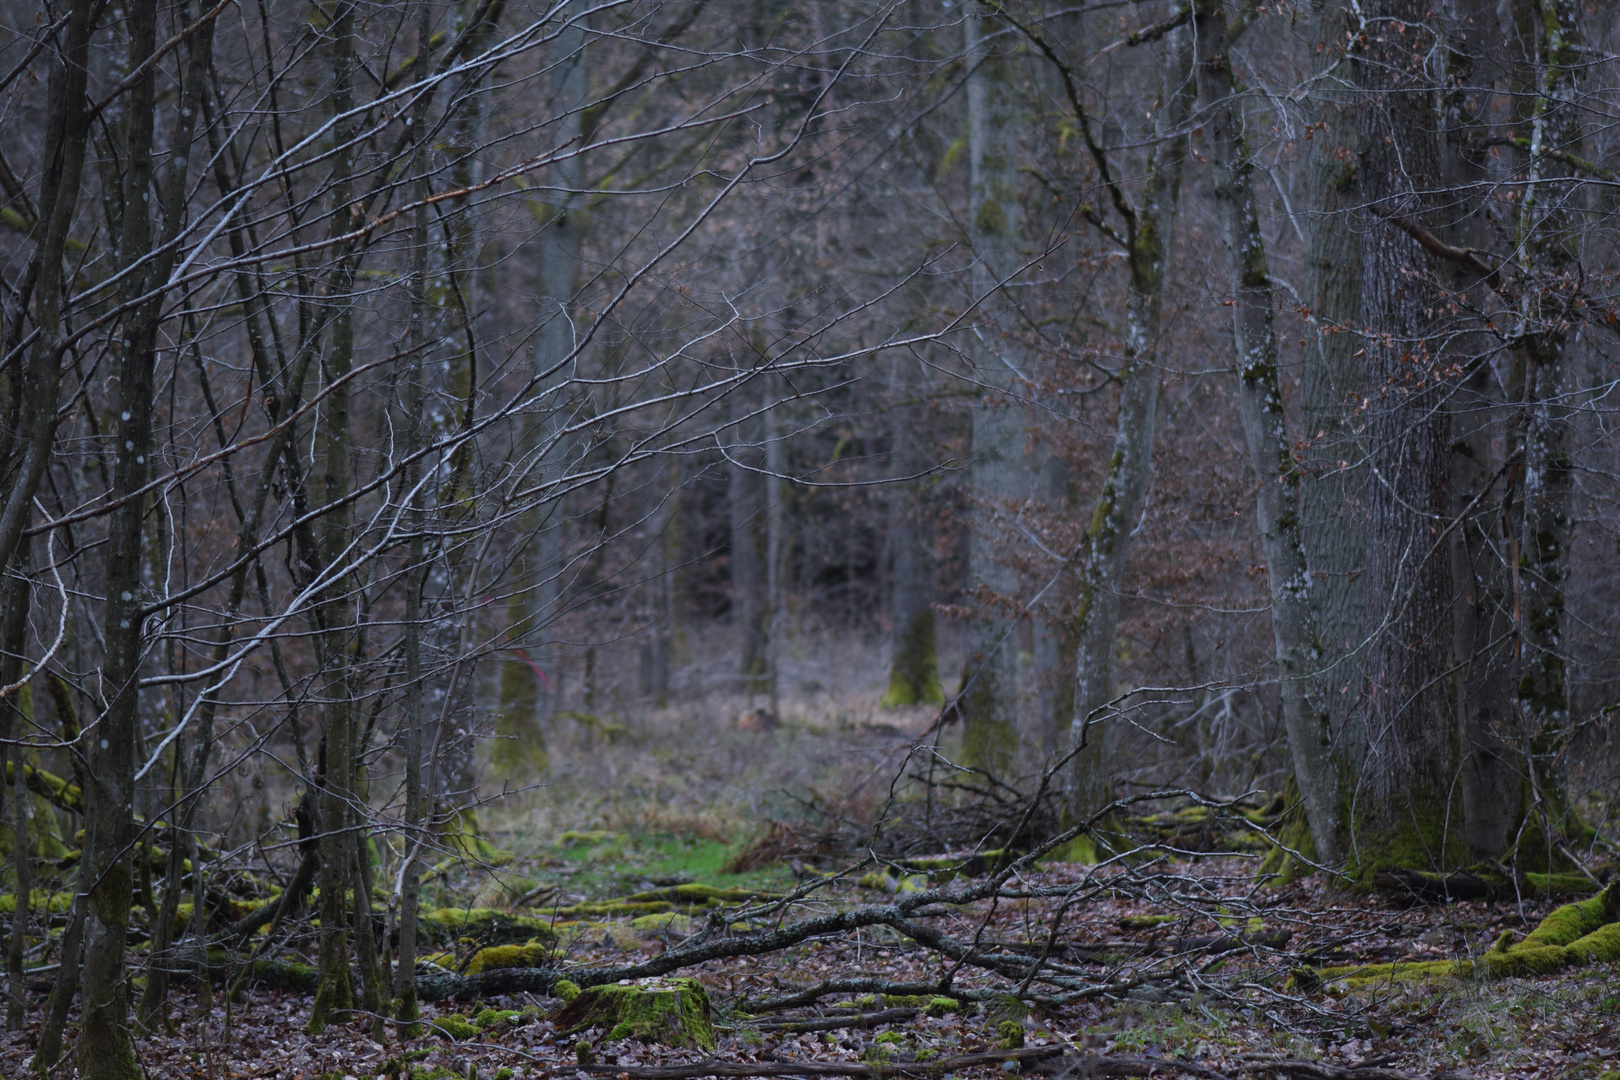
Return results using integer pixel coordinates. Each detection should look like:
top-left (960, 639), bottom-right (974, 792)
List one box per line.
top-left (431, 1014), bottom-right (478, 1040)
top-left (465, 941), bottom-right (556, 974)
top-left (552, 976), bottom-right (716, 1051)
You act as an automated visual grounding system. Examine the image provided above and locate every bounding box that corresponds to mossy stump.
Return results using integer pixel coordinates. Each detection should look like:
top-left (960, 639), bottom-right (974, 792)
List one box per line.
top-left (551, 977), bottom-right (716, 1051)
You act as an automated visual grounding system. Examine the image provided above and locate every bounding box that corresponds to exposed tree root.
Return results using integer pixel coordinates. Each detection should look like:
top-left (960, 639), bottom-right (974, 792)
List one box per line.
top-left (1372, 867), bottom-right (1598, 903)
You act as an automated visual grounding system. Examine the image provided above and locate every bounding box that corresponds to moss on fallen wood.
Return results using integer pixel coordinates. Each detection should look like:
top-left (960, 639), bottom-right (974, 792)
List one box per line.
top-left (551, 977), bottom-right (716, 1051)
top-left (1296, 885), bottom-right (1620, 992)
top-left (418, 907), bottom-right (559, 945)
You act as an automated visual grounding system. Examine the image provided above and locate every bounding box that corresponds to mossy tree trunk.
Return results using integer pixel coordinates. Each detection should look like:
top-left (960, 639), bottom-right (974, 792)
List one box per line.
top-left (1192, 0), bottom-right (1342, 865)
top-left (1348, 0), bottom-right (1466, 879)
top-left (1508, 0), bottom-right (1581, 868)
top-left (2, 544), bottom-right (30, 1030)
top-left (309, 0), bottom-right (359, 1036)
top-left (1060, 24), bottom-right (1196, 830)
top-left (883, 351), bottom-right (942, 709)
top-left (959, 8), bottom-right (1029, 775)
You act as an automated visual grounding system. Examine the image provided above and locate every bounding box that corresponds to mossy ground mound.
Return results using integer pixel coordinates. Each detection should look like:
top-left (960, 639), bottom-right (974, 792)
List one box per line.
top-left (1297, 885), bottom-right (1620, 992)
top-left (551, 976), bottom-right (716, 1051)
top-left (464, 940), bottom-right (555, 974)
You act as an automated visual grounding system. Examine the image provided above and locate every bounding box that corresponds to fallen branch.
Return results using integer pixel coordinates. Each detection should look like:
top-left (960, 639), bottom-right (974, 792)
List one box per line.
top-left (752, 1008), bottom-right (918, 1033)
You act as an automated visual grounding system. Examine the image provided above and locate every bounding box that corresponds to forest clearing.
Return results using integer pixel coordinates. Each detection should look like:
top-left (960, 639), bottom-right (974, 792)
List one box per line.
top-left (1, 0), bottom-right (1618, 1077)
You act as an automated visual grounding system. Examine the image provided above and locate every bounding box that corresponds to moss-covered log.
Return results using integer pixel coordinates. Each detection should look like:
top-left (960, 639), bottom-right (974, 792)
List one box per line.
top-left (552, 976), bottom-right (716, 1051)
top-left (1296, 884), bottom-right (1620, 991)
top-left (418, 907), bottom-right (560, 945)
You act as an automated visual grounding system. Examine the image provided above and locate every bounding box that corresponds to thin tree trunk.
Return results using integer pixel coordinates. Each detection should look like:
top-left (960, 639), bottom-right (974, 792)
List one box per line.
top-left (883, 354), bottom-right (941, 708)
top-left (1065, 27), bottom-right (1196, 832)
top-left (1193, 0), bottom-right (1342, 864)
top-left (76, 0), bottom-right (169, 1071)
top-left (394, 0), bottom-right (434, 1037)
top-left (309, 0), bottom-right (360, 1035)
top-left (1, 543), bottom-right (30, 1029)
top-left (498, 0), bottom-right (587, 760)
top-left (764, 380), bottom-right (786, 717)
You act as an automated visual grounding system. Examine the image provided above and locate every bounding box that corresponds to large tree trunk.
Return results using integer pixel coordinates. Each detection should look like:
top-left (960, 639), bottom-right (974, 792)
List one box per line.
top-left (497, 0), bottom-right (585, 769)
top-left (1349, 0), bottom-right (1466, 878)
top-left (1437, 0), bottom-right (1519, 863)
top-left (1193, 0), bottom-right (1342, 865)
top-left (1298, 0), bottom-right (1368, 831)
top-left (1065, 27), bottom-right (1195, 830)
top-left (959, 8), bottom-right (1029, 775)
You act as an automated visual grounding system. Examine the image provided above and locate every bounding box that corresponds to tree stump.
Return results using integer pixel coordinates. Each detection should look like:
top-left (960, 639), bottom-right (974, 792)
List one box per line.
top-left (551, 977), bottom-right (716, 1051)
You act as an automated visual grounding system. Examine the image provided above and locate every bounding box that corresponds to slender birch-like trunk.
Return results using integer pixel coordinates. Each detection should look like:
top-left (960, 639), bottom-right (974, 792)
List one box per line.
top-left (1192, 0), bottom-right (1341, 864)
top-left (1065, 28), bottom-right (1196, 831)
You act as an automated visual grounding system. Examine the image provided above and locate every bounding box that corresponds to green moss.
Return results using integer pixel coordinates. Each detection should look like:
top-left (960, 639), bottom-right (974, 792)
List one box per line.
top-left (882, 609), bottom-right (944, 707)
top-left (494, 1070), bottom-right (515, 1080)
top-left (1297, 885), bottom-right (1620, 992)
top-left (474, 1007), bottom-right (524, 1029)
top-left (631, 911), bottom-right (693, 934)
top-left (551, 977), bottom-right (716, 1051)
top-left (996, 1021), bottom-right (1025, 1050)
top-left (555, 979), bottom-right (582, 1003)
top-left (874, 1031), bottom-right (906, 1045)
top-left (465, 940), bottom-right (554, 974)
top-left (558, 830), bottom-right (617, 849)
top-left (431, 1014), bottom-right (478, 1040)
top-left (418, 907), bottom-right (558, 945)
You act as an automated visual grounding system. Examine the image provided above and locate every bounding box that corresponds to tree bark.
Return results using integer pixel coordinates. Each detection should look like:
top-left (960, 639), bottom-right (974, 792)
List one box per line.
top-left (960, 8), bottom-right (1029, 775)
top-left (498, 0), bottom-right (587, 759)
top-left (1349, 0), bottom-right (1466, 877)
top-left (308, 0), bottom-right (360, 1035)
top-left (884, 354), bottom-right (941, 708)
top-left (1066, 27), bottom-right (1196, 830)
top-left (1193, 0), bottom-right (1342, 865)
top-left (1298, 0), bottom-right (1368, 810)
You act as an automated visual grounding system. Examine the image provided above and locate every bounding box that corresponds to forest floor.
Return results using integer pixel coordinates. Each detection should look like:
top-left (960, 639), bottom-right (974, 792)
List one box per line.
top-left (2, 841), bottom-right (1618, 1080)
top-left (2, 660), bottom-right (1615, 1080)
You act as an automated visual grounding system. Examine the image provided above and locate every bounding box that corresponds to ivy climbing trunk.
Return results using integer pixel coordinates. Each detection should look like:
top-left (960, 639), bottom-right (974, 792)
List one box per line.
top-left (960, 7), bottom-right (1029, 775)
top-left (1193, 0), bottom-right (1342, 865)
